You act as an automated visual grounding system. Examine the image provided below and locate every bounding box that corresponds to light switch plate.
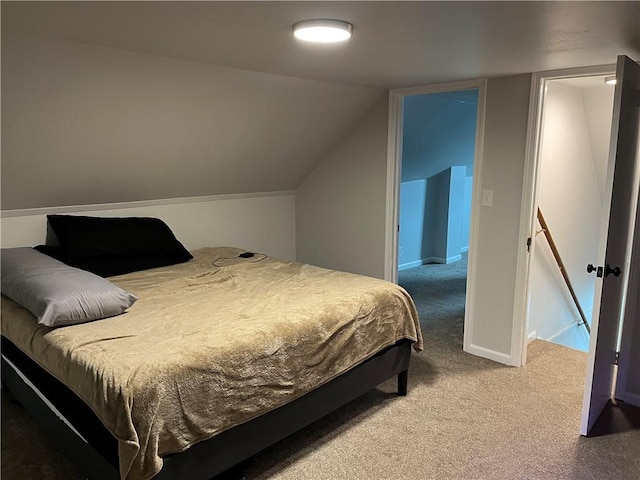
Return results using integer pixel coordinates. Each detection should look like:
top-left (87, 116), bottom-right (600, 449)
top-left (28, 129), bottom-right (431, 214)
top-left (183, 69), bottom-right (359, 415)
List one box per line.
top-left (481, 189), bottom-right (494, 207)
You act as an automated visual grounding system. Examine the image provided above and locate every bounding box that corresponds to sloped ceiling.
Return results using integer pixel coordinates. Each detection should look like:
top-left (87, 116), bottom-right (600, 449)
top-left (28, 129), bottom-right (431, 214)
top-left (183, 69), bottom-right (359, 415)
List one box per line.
top-left (2, 1), bottom-right (639, 209)
top-left (1, 33), bottom-right (382, 209)
top-left (402, 90), bottom-right (479, 182)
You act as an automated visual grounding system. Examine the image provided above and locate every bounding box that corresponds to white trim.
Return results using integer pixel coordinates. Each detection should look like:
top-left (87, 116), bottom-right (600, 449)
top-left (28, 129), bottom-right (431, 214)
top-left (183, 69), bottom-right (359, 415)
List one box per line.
top-left (546, 322), bottom-right (584, 342)
top-left (463, 79), bottom-right (487, 363)
top-left (385, 90), bottom-right (404, 282)
top-left (465, 343), bottom-right (515, 366)
top-left (398, 259), bottom-right (425, 271)
top-left (385, 78), bottom-right (489, 361)
top-left (527, 330), bottom-right (538, 344)
top-left (398, 255), bottom-right (464, 270)
top-left (2, 354), bottom-right (87, 442)
top-left (0, 190), bottom-right (296, 218)
top-left (446, 254), bottom-right (462, 264)
top-left (514, 64), bottom-right (616, 368)
top-left (511, 72), bottom-right (544, 368)
top-left (460, 246), bottom-right (469, 254)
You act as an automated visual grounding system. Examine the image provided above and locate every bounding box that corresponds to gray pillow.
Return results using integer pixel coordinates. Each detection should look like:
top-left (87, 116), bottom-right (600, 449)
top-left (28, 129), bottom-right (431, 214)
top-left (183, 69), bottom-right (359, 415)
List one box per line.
top-left (1, 247), bottom-right (137, 327)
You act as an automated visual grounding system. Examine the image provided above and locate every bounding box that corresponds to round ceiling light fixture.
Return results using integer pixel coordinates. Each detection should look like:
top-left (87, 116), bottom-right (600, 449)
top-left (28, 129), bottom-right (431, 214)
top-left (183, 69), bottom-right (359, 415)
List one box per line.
top-left (292, 19), bottom-right (353, 43)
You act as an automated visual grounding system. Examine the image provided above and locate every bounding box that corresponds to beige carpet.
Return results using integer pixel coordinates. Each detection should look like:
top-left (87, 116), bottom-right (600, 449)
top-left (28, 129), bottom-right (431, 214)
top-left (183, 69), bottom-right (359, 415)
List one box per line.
top-left (241, 340), bottom-right (639, 480)
top-left (2, 258), bottom-right (639, 479)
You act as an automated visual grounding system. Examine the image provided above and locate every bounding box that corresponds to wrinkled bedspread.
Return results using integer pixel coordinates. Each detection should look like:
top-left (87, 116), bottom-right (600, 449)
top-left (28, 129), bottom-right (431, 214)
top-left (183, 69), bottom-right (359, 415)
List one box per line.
top-left (1, 247), bottom-right (422, 480)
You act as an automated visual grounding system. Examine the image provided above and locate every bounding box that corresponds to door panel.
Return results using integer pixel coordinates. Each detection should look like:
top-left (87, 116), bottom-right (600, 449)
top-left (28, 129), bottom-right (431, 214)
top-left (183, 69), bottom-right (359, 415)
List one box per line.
top-left (615, 230), bottom-right (640, 406)
top-left (581, 55), bottom-right (640, 435)
top-left (615, 125), bottom-right (640, 407)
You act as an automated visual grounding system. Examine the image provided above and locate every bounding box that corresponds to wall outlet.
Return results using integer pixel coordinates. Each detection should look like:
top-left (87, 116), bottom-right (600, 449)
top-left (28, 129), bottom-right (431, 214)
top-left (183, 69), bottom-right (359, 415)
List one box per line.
top-left (398, 247), bottom-right (403, 257)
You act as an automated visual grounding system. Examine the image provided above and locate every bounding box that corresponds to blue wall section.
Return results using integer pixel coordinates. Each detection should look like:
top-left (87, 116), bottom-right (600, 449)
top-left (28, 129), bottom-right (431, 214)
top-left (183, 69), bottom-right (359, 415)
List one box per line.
top-left (398, 89), bottom-right (477, 270)
top-left (398, 180), bottom-right (427, 268)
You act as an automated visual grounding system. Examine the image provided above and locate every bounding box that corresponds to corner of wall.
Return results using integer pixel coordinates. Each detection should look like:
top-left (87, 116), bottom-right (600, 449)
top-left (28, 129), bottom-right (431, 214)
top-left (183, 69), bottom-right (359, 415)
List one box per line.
top-left (295, 91), bottom-right (390, 278)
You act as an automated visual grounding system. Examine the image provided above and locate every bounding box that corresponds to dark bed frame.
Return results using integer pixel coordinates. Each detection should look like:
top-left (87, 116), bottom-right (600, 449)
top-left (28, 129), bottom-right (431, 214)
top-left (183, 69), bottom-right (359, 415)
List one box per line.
top-left (1, 335), bottom-right (412, 480)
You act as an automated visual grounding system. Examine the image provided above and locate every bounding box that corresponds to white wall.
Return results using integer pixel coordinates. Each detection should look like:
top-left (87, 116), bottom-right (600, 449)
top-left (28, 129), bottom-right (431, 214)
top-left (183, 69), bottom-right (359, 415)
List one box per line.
top-left (1, 33), bottom-right (381, 210)
top-left (1, 193), bottom-right (296, 261)
top-left (528, 82), bottom-right (613, 351)
top-left (465, 74), bottom-right (532, 364)
top-left (582, 85), bottom-right (616, 199)
top-left (295, 93), bottom-right (390, 278)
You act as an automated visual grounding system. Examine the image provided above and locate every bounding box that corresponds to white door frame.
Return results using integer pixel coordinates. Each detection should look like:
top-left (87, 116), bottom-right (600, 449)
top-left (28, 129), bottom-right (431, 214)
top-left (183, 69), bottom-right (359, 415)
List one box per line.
top-left (513, 64), bottom-right (616, 366)
top-left (385, 78), bottom-right (487, 358)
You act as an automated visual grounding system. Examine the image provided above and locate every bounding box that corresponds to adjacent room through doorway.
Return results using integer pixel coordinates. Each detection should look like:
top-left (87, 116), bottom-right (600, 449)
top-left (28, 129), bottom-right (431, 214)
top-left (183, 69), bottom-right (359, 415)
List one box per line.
top-left (397, 89), bottom-right (478, 337)
top-left (527, 74), bottom-right (615, 353)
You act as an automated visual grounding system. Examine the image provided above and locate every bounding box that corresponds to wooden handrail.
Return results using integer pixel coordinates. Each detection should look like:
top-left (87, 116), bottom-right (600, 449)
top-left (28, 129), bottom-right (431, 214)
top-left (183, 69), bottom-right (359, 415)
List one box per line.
top-left (537, 208), bottom-right (591, 334)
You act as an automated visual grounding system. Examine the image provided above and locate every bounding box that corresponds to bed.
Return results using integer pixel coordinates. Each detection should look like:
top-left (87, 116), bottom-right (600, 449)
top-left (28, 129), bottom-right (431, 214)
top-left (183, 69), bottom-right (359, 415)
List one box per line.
top-left (1, 216), bottom-right (423, 480)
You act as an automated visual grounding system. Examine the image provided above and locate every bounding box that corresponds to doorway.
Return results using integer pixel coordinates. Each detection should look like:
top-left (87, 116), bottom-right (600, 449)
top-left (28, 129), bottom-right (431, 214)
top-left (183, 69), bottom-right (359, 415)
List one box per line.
top-left (386, 79), bottom-right (486, 356)
top-left (397, 89), bottom-right (478, 338)
top-left (517, 57), bottom-right (640, 435)
top-left (526, 74), bottom-right (616, 352)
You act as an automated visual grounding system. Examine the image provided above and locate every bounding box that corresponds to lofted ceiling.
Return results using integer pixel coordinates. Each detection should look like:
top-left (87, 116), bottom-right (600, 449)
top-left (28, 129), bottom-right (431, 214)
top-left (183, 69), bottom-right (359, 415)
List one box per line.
top-left (2, 1), bottom-right (639, 210)
top-left (3, 1), bottom-right (640, 89)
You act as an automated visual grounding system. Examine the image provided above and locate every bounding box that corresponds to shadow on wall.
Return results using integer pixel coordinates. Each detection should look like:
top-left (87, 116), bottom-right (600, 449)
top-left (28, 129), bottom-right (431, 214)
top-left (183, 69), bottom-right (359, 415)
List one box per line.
top-left (399, 168), bottom-right (472, 270)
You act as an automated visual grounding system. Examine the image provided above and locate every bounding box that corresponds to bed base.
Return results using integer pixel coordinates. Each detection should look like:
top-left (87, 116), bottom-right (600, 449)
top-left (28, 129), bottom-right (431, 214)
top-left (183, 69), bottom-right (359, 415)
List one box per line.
top-left (1, 336), bottom-right (412, 479)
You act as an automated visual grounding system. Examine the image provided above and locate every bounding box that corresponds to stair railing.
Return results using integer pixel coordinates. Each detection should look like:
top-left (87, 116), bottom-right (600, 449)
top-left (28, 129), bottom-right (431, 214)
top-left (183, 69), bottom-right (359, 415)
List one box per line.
top-left (536, 208), bottom-right (591, 334)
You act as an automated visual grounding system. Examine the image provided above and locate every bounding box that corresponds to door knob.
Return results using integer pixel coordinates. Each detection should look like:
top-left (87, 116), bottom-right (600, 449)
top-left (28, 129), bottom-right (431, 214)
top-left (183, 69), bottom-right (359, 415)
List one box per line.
top-left (586, 263), bottom-right (621, 278)
top-left (605, 264), bottom-right (621, 277)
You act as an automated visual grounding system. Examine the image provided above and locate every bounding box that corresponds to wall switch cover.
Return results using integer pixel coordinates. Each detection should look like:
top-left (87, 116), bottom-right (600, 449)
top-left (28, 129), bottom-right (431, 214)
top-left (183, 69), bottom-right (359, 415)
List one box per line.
top-left (481, 189), bottom-right (494, 207)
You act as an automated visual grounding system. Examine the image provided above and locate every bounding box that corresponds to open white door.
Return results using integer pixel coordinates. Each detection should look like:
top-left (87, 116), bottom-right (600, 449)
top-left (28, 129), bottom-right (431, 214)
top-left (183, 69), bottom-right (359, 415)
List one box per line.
top-left (581, 55), bottom-right (640, 436)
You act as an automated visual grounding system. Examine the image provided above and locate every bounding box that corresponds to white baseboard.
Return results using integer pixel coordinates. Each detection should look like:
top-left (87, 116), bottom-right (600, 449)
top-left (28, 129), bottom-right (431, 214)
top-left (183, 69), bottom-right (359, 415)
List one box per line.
top-left (546, 322), bottom-right (581, 342)
top-left (398, 259), bottom-right (426, 271)
top-left (461, 246), bottom-right (469, 253)
top-left (527, 330), bottom-right (538, 344)
top-left (446, 254), bottom-right (462, 264)
top-left (464, 343), bottom-right (515, 366)
top-left (398, 254), bottom-right (465, 270)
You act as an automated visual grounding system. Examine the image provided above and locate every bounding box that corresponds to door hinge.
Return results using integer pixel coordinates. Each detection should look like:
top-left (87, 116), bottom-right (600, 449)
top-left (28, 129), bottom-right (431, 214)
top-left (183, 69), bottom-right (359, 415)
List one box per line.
top-left (526, 237), bottom-right (532, 252)
top-left (614, 351), bottom-right (620, 366)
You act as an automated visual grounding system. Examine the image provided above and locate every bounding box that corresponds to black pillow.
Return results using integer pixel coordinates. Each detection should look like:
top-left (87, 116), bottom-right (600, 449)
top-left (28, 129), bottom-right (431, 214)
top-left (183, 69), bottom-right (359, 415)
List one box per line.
top-left (33, 244), bottom-right (67, 262)
top-left (44, 215), bottom-right (193, 277)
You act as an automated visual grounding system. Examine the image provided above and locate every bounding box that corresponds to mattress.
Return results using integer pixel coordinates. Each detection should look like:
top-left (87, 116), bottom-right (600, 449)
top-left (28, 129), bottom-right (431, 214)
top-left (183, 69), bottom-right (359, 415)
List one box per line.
top-left (1, 247), bottom-right (422, 480)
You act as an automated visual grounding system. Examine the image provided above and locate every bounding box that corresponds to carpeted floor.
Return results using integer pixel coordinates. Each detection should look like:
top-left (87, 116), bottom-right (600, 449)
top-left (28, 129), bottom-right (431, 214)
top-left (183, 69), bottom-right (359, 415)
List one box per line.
top-left (2, 256), bottom-right (639, 479)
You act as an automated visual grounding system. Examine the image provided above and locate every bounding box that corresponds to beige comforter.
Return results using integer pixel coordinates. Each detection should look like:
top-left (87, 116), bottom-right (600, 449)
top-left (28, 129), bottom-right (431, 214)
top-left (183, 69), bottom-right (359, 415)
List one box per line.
top-left (1, 247), bottom-right (422, 480)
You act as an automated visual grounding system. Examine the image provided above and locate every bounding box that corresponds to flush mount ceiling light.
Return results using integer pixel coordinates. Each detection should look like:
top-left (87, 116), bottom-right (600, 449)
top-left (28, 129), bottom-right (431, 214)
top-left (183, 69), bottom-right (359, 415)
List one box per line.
top-left (604, 76), bottom-right (617, 85)
top-left (292, 19), bottom-right (353, 43)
